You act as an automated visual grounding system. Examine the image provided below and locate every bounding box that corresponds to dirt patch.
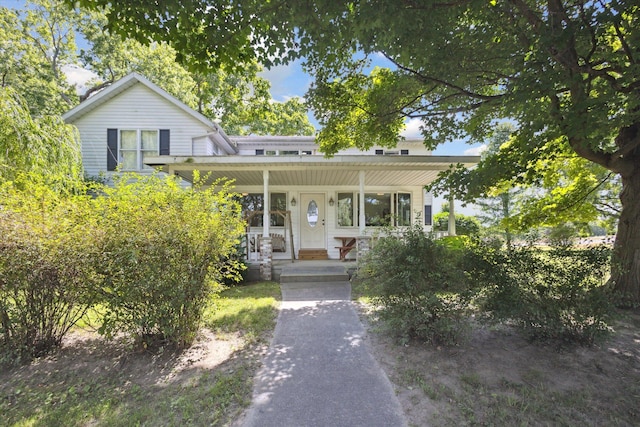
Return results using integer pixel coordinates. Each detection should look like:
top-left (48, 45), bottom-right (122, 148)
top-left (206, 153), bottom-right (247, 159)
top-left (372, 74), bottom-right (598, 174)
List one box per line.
top-left (361, 307), bottom-right (640, 426)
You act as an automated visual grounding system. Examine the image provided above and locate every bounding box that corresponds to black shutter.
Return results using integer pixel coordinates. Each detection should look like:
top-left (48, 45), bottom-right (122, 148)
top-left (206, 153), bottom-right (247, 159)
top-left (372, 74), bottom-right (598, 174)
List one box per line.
top-left (424, 205), bottom-right (432, 226)
top-left (159, 129), bottom-right (170, 155)
top-left (107, 129), bottom-right (118, 171)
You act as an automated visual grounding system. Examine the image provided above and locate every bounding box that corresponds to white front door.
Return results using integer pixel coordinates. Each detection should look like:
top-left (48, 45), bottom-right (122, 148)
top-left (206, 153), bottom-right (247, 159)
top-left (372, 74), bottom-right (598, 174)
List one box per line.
top-left (300, 193), bottom-right (326, 249)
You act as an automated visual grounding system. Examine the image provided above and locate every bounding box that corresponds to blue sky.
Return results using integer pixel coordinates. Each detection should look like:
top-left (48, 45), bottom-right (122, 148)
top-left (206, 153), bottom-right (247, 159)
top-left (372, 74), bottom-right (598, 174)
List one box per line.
top-left (259, 57), bottom-right (487, 158)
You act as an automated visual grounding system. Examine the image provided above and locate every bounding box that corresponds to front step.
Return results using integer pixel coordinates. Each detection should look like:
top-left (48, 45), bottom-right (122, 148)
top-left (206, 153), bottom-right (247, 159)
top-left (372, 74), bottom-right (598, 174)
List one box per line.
top-left (298, 249), bottom-right (328, 260)
top-left (280, 265), bottom-right (349, 283)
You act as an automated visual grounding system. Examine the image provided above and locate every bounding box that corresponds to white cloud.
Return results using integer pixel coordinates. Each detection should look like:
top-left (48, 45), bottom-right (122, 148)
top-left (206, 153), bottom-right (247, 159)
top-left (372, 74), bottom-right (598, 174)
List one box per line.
top-left (401, 118), bottom-right (423, 138)
top-left (62, 64), bottom-right (99, 95)
top-left (463, 144), bottom-right (487, 156)
top-left (258, 59), bottom-right (311, 102)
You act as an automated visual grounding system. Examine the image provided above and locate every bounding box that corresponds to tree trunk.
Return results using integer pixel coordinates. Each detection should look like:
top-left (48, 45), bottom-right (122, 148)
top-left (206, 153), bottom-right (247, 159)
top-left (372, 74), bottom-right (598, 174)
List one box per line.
top-left (611, 170), bottom-right (640, 307)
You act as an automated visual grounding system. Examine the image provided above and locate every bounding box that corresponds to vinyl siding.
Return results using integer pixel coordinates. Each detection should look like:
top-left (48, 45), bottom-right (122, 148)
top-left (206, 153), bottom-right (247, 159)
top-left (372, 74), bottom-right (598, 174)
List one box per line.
top-left (71, 83), bottom-right (214, 177)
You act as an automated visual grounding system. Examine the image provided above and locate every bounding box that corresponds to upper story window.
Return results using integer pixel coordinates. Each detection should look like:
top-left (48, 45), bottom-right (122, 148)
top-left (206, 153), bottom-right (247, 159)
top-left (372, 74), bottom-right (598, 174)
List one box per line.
top-left (107, 128), bottom-right (168, 172)
top-left (119, 130), bottom-right (158, 171)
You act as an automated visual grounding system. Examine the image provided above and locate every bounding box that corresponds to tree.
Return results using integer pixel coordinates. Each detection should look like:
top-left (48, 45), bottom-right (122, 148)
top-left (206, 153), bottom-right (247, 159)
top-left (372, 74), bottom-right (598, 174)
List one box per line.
top-left (0, 87), bottom-right (82, 186)
top-left (475, 123), bottom-right (520, 247)
top-left (68, 0), bottom-right (640, 305)
top-left (1, 0), bottom-right (80, 116)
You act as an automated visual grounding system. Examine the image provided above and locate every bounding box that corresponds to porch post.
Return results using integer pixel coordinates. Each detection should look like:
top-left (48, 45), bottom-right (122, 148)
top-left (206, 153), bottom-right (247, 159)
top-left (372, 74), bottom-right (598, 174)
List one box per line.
top-left (260, 169), bottom-right (272, 281)
top-left (263, 170), bottom-right (270, 237)
top-left (357, 170), bottom-right (371, 261)
top-left (448, 195), bottom-right (456, 236)
top-left (359, 170), bottom-right (366, 234)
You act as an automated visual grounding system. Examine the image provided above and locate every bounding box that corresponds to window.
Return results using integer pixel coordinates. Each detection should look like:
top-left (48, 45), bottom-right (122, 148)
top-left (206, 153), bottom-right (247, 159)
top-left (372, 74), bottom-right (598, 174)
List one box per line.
top-left (255, 149), bottom-right (265, 155)
top-left (396, 193), bottom-right (412, 226)
top-left (118, 130), bottom-right (158, 170)
top-left (363, 193), bottom-right (391, 226)
top-left (266, 150), bottom-right (277, 156)
top-left (375, 149), bottom-right (384, 155)
top-left (281, 150), bottom-right (299, 155)
top-left (400, 149), bottom-right (409, 155)
top-left (336, 192), bottom-right (413, 227)
top-left (337, 193), bottom-right (354, 227)
top-left (270, 193), bottom-right (287, 226)
top-left (241, 193), bottom-right (287, 227)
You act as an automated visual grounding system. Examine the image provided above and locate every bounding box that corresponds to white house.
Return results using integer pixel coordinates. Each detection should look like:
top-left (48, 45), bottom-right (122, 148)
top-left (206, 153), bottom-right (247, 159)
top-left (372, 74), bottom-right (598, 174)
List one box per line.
top-left (63, 73), bottom-right (479, 279)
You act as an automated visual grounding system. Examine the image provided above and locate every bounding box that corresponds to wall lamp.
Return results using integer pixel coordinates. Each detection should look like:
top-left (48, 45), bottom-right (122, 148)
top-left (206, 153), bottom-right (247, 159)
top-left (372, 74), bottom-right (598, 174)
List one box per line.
top-left (290, 197), bottom-right (297, 207)
top-left (328, 197), bottom-right (335, 207)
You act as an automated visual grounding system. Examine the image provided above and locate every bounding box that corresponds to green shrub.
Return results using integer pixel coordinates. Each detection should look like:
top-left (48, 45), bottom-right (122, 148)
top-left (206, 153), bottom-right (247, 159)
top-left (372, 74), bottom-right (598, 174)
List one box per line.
top-left (358, 225), bottom-right (470, 345)
top-left (474, 245), bottom-right (614, 344)
top-left (93, 173), bottom-right (245, 348)
top-left (433, 212), bottom-right (481, 236)
top-left (0, 178), bottom-right (99, 362)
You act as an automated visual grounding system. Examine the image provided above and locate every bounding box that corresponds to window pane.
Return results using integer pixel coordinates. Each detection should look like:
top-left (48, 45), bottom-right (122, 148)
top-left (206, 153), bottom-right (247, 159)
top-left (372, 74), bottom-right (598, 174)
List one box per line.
top-left (397, 193), bottom-right (412, 226)
top-left (307, 200), bottom-right (318, 227)
top-left (120, 130), bottom-right (137, 149)
top-left (141, 151), bottom-right (158, 170)
top-left (270, 193), bottom-right (286, 226)
top-left (141, 130), bottom-right (158, 150)
top-left (337, 193), bottom-right (353, 227)
top-left (365, 193), bottom-right (391, 226)
top-left (120, 151), bottom-right (137, 170)
top-left (242, 194), bottom-right (263, 227)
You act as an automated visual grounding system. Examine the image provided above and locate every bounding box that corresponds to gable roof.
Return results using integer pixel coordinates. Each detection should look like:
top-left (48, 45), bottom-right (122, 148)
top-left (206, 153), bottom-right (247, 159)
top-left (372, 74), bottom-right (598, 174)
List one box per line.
top-left (62, 72), bottom-right (237, 153)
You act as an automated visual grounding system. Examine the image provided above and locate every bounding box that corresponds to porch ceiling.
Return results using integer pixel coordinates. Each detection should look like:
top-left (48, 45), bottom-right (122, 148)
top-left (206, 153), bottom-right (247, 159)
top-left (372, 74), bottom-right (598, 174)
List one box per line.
top-left (145, 155), bottom-right (479, 187)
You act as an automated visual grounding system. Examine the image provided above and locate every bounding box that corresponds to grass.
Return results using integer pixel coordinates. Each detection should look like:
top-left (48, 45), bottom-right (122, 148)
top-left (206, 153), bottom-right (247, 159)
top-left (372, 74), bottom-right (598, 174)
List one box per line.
top-left (0, 281), bottom-right (281, 427)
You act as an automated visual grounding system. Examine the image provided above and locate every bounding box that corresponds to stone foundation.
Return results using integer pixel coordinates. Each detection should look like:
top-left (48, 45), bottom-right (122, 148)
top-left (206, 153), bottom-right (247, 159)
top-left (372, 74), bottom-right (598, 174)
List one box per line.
top-left (259, 236), bottom-right (273, 281)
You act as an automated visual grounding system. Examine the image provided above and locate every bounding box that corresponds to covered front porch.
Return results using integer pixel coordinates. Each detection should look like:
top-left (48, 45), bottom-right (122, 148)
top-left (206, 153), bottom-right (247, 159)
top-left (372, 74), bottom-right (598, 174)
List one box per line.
top-left (146, 154), bottom-right (477, 280)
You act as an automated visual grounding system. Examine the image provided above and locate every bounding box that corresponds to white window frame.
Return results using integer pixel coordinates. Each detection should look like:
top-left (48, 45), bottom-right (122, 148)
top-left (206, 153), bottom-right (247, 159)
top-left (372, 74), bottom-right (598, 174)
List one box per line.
top-left (336, 191), bottom-right (413, 228)
top-left (118, 129), bottom-right (159, 171)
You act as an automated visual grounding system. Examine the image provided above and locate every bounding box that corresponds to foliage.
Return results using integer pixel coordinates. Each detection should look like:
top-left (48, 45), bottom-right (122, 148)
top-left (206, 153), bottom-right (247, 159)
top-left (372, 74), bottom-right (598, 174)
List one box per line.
top-left (74, 0), bottom-right (640, 304)
top-left (1, 0), bottom-right (81, 116)
top-left (467, 245), bottom-right (614, 345)
top-left (0, 282), bottom-right (279, 426)
top-left (93, 173), bottom-right (246, 348)
top-left (433, 212), bottom-right (481, 237)
top-left (0, 87), bottom-right (83, 187)
top-left (357, 226), bottom-right (470, 345)
top-left (0, 176), bottom-right (99, 362)
top-left (546, 223), bottom-right (579, 247)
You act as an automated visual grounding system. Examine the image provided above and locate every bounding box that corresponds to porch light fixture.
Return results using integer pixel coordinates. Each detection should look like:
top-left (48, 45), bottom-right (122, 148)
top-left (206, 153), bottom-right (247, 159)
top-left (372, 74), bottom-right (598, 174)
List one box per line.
top-left (328, 197), bottom-right (335, 206)
top-left (290, 197), bottom-right (296, 207)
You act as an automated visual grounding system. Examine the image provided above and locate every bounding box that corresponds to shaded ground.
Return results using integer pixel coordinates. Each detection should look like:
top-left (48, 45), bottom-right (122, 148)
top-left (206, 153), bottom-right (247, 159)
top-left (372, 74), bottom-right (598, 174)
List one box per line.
top-left (0, 329), bottom-right (266, 426)
top-left (360, 307), bottom-right (640, 426)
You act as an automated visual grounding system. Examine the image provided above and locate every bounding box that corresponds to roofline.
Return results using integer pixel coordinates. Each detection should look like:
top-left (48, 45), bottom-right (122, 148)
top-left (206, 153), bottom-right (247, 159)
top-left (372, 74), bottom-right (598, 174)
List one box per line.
top-left (145, 154), bottom-right (479, 171)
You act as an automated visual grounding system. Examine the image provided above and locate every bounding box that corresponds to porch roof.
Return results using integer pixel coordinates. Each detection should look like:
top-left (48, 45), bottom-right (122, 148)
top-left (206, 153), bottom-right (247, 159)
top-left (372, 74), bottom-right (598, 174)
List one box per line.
top-left (144, 154), bottom-right (479, 187)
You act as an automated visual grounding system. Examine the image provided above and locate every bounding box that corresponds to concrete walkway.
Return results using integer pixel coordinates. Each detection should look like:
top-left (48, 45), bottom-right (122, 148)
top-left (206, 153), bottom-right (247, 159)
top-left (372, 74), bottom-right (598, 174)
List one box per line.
top-left (242, 267), bottom-right (407, 427)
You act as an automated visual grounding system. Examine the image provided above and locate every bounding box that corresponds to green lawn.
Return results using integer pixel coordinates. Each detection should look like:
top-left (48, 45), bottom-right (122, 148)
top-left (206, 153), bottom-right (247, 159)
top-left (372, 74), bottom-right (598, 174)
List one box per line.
top-left (0, 281), bottom-right (281, 427)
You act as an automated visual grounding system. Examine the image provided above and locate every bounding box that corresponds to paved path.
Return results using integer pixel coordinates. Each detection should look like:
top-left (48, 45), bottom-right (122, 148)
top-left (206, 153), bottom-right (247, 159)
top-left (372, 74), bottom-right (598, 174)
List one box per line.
top-left (242, 279), bottom-right (407, 427)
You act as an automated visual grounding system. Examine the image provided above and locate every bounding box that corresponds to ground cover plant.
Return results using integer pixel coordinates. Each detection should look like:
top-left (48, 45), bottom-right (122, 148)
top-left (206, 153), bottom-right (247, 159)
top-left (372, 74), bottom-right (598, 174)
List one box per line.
top-left (0, 281), bottom-right (280, 427)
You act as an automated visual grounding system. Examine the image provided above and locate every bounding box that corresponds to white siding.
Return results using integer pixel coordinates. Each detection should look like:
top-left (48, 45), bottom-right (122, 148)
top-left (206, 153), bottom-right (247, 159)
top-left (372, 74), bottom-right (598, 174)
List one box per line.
top-left (71, 83), bottom-right (215, 177)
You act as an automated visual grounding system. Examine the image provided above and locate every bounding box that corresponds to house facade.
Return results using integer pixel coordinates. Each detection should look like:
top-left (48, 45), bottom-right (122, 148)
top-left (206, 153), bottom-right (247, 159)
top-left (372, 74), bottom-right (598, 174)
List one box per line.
top-left (63, 73), bottom-right (479, 280)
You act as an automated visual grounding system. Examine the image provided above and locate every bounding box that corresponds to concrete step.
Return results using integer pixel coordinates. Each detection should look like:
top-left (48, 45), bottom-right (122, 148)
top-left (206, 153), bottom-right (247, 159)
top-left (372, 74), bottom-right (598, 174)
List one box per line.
top-left (280, 281), bottom-right (351, 301)
top-left (279, 265), bottom-right (349, 283)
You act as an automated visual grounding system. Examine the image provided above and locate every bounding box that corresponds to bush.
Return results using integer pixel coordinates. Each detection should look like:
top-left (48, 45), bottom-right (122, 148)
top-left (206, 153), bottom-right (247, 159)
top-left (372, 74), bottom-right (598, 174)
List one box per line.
top-left (473, 245), bottom-right (614, 344)
top-left (358, 225), bottom-right (470, 345)
top-left (0, 178), bottom-right (99, 362)
top-left (433, 212), bottom-right (481, 236)
top-left (93, 173), bottom-right (245, 348)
